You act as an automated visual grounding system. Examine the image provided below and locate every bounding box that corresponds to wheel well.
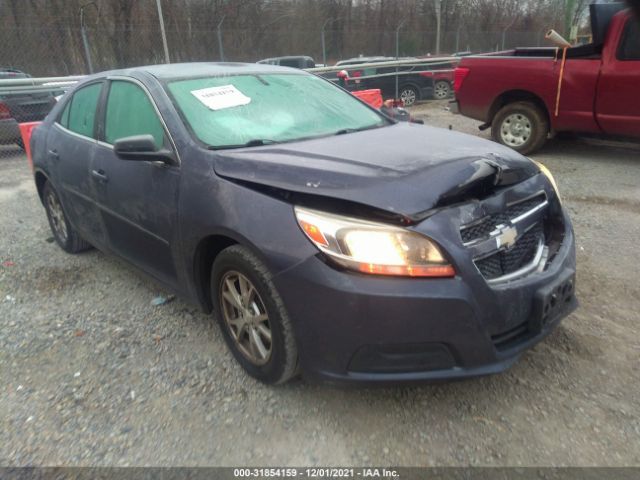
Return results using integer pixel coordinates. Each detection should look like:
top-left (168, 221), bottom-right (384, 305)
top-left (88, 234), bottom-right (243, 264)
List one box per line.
top-left (34, 171), bottom-right (48, 203)
top-left (489, 90), bottom-right (550, 127)
top-left (193, 235), bottom-right (238, 312)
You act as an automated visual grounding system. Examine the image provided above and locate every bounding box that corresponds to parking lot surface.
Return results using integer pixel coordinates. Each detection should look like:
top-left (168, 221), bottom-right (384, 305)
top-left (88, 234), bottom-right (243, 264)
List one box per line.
top-left (1, 101), bottom-right (639, 466)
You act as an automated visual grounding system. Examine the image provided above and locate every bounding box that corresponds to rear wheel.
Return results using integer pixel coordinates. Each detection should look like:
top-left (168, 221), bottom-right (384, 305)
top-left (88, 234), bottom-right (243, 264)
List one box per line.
top-left (399, 85), bottom-right (419, 106)
top-left (491, 101), bottom-right (549, 155)
top-left (43, 181), bottom-right (92, 253)
top-left (212, 245), bottom-right (298, 384)
top-left (433, 80), bottom-right (451, 100)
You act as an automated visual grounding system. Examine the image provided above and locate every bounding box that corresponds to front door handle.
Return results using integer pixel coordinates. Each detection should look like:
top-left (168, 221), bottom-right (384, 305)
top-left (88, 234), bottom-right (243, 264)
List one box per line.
top-left (48, 149), bottom-right (59, 160)
top-left (91, 169), bottom-right (109, 183)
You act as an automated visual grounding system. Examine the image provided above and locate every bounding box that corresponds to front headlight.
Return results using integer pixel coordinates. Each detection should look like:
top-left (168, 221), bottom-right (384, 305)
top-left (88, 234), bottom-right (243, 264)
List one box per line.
top-left (294, 207), bottom-right (455, 277)
top-left (533, 160), bottom-right (562, 203)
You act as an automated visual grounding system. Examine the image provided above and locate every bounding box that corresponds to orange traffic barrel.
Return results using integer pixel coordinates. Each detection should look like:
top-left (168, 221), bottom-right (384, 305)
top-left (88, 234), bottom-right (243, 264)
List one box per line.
top-left (352, 89), bottom-right (383, 109)
top-left (19, 121), bottom-right (41, 172)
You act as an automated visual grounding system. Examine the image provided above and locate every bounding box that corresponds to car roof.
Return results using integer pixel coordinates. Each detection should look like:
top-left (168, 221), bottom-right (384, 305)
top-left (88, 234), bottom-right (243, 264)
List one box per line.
top-left (258, 56), bottom-right (312, 61)
top-left (335, 56), bottom-right (394, 65)
top-left (92, 62), bottom-right (304, 81)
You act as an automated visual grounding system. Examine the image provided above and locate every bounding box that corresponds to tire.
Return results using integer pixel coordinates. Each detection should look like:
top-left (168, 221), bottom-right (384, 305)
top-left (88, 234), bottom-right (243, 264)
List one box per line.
top-left (433, 80), bottom-right (451, 100)
top-left (399, 85), bottom-right (419, 106)
top-left (42, 181), bottom-right (92, 254)
top-left (491, 101), bottom-right (549, 155)
top-left (212, 245), bottom-right (298, 384)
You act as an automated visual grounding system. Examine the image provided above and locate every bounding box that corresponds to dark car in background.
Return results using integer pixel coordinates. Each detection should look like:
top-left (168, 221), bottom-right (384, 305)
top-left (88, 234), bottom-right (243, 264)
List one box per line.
top-left (257, 56), bottom-right (316, 68)
top-left (330, 57), bottom-right (436, 105)
top-left (1, 68), bottom-right (56, 149)
top-left (31, 62), bottom-right (576, 385)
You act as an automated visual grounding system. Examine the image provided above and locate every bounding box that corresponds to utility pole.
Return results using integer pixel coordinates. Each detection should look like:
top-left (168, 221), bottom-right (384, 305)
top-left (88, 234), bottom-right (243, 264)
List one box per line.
top-left (395, 19), bottom-right (407, 99)
top-left (79, 2), bottom-right (97, 74)
top-left (217, 16), bottom-right (226, 61)
top-left (434, 0), bottom-right (442, 55)
top-left (321, 18), bottom-right (338, 67)
top-left (564, 0), bottom-right (577, 37)
top-left (156, 0), bottom-right (170, 63)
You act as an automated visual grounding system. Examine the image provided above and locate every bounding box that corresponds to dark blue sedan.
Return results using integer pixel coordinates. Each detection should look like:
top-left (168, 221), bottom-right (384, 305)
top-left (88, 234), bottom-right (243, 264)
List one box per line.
top-left (30, 63), bottom-right (577, 384)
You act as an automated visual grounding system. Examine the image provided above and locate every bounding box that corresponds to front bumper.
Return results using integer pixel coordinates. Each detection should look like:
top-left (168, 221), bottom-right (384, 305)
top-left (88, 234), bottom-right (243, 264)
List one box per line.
top-left (272, 177), bottom-right (577, 385)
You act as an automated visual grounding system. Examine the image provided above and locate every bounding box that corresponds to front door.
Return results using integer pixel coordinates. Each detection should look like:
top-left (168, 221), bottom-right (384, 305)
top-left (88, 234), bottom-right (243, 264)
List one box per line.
top-left (92, 78), bottom-right (181, 285)
top-left (596, 18), bottom-right (640, 136)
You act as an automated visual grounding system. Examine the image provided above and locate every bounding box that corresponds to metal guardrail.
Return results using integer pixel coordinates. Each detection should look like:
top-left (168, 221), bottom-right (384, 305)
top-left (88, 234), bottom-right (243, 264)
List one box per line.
top-left (0, 58), bottom-right (460, 94)
top-left (306, 56), bottom-right (459, 74)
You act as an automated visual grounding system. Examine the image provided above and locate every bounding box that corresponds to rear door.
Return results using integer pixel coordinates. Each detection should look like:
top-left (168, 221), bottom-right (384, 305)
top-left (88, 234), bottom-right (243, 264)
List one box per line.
top-left (92, 78), bottom-right (181, 285)
top-left (46, 81), bottom-right (107, 247)
top-left (595, 17), bottom-right (640, 136)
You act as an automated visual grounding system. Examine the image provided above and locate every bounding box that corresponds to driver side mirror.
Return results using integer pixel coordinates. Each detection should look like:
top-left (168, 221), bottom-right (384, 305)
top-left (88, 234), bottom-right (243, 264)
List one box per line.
top-left (113, 134), bottom-right (177, 166)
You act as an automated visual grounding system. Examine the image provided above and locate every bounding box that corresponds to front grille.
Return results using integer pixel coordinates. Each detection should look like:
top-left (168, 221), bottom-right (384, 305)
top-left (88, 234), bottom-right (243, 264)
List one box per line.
top-left (461, 193), bottom-right (549, 282)
top-left (475, 224), bottom-right (543, 280)
top-left (461, 193), bottom-right (546, 244)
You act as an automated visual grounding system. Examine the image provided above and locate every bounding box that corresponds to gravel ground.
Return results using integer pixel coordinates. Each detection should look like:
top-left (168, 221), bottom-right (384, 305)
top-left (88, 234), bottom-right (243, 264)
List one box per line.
top-left (1, 101), bottom-right (639, 467)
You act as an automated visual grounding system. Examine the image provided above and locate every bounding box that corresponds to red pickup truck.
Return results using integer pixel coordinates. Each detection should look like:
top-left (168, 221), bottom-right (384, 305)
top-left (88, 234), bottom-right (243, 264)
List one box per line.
top-left (453, 7), bottom-right (639, 154)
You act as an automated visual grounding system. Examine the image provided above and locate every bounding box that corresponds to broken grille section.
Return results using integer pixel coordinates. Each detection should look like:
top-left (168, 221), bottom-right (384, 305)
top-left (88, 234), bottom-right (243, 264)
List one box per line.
top-left (460, 193), bottom-right (548, 281)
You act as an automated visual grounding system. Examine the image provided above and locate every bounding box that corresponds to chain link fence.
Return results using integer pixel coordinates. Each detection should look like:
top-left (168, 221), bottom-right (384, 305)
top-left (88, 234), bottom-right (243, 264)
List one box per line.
top-left (0, 16), bottom-right (547, 161)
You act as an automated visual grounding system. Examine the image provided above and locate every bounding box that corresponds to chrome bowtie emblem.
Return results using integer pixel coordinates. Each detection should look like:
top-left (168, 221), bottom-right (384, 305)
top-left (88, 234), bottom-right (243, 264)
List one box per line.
top-left (494, 224), bottom-right (518, 249)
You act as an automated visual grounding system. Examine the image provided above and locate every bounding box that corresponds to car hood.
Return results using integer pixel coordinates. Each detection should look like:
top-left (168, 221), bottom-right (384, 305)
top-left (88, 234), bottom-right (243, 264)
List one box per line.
top-left (213, 122), bottom-right (539, 219)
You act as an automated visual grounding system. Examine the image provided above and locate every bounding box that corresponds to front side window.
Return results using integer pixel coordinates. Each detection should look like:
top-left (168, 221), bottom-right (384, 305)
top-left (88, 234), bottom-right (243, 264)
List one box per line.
top-left (104, 80), bottom-right (166, 148)
top-left (166, 73), bottom-right (387, 149)
top-left (67, 82), bottom-right (102, 138)
top-left (618, 20), bottom-right (640, 60)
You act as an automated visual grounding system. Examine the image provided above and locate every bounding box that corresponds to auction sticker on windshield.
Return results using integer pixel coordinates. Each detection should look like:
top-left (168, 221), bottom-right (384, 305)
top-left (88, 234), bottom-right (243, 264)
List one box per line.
top-left (191, 84), bottom-right (251, 110)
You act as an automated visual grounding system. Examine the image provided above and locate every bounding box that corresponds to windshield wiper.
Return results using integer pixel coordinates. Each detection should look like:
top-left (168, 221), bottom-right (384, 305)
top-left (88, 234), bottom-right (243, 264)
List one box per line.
top-left (334, 124), bottom-right (383, 136)
top-left (208, 139), bottom-right (280, 150)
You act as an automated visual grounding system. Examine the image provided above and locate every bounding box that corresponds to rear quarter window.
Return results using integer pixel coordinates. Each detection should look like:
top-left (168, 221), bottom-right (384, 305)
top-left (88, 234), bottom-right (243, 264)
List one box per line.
top-left (618, 19), bottom-right (640, 60)
top-left (66, 82), bottom-right (102, 138)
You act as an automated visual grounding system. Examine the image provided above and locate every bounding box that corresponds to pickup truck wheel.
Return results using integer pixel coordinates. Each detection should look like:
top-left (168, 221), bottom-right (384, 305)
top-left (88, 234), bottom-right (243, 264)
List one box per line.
top-left (492, 102), bottom-right (549, 155)
top-left (433, 81), bottom-right (451, 100)
top-left (212, 245), bottom-right (299, 384)
top-left (42, 181), bottom-right (92, 254)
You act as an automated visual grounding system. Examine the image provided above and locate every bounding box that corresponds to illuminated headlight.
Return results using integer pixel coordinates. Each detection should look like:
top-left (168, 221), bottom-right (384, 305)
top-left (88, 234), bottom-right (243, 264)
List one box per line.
top-left (294, 207), bottom-right (455, 277)
top-left (533, 159), bottom-right (562, 203)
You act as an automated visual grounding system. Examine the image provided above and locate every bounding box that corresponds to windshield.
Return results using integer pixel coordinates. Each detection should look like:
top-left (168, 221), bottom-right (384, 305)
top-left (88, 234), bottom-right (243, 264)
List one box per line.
top-left (166, 73), bottom-right (387, 149)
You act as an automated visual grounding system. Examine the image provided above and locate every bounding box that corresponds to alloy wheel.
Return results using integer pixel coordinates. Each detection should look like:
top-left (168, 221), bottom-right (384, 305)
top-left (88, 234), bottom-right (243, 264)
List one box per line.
top-left (46, 188), bottom-right (68, 243)
top-left (219, 271), bottom-right (272, 366)
top-left (434, 81), bottom-right (450, 99)
top-left (400, 88), bottom-right (417, 106)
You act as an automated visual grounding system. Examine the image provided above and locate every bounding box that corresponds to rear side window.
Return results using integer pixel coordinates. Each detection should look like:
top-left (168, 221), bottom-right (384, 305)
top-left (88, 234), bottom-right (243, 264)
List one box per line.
top-left (104, 80), bottom-right (165, 148)
top-left (67, 83), bottom-right (102, 138)
top-left (618, 20), bottom-right (640, 60)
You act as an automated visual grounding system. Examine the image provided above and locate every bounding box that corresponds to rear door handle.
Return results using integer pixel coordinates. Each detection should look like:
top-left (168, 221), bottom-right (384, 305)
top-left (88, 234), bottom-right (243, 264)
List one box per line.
top-left (91, 169), bottom-right (109, 183)
top-left (47, 149), bottom-right (59, 160)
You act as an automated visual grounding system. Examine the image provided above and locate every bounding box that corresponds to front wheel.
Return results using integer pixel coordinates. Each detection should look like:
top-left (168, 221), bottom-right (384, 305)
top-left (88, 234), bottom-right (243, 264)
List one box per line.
top-left (433, 80), bottom-right (451, 100)
top-left (399, 85), bottom-right (419, 106)
top-left (43, 181), bottom-right (92, 253)
top-left (212, 245), bottom-right (299, 384)
top-left (491, 101), bottom-right (549, 155)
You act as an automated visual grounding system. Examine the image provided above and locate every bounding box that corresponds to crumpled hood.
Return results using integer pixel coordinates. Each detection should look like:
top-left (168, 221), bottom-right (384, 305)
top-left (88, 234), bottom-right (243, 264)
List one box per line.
top-left (213, 122), bottom-right (539, 218)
